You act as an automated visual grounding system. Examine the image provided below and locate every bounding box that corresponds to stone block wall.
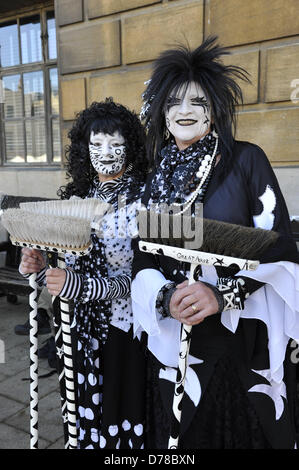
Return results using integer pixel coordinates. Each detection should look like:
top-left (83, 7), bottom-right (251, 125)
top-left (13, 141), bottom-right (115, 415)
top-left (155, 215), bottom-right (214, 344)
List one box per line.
top-left (55, 0), bottom-right (299, 172)
top-left (55, 0), bottom-right (204, 162)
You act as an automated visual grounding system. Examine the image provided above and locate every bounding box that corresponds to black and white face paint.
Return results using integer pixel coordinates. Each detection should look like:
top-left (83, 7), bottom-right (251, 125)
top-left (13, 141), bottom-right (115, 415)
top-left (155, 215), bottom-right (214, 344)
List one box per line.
top-left (165, 81), bottom-right (211, 146)
top-left (89, 130), bottom-right (126, 177)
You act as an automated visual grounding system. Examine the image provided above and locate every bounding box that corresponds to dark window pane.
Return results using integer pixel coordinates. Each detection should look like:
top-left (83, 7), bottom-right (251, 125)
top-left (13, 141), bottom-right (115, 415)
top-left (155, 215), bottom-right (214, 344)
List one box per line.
top-left (20, 15), bottom-right (42, 64)
top-left (49, 68), bottom-right (59, 115)
top-left (47, 11), bottom-right (57, 60)
top-left (52, 119), bottom-right (61, 162)
top-left (23, 70), bottom-right (44, 117)
top-left (0, 21), bottom-right (20, 67)
top-left (26, 119), bottom-right (47, 163)
top-left (5, 121), bottom-right (25, 163)
top-left (2, 75), bottom-right (23, 118)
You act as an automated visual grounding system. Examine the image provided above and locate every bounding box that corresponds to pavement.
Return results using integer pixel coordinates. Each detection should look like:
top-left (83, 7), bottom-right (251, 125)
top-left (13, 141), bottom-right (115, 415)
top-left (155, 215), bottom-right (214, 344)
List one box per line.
top-left (0, 294), bottom-right (65, 449)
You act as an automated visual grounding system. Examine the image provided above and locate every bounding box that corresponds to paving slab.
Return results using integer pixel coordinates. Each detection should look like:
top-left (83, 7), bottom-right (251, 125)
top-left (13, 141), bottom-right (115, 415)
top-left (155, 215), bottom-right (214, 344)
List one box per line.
top-left (0, 395), bottom-right (25, 421)
top-left (0, 422), bottom-right (50, 449)
top-left (0, 366), bottom-right (59, 404)
top-left (8, 389), bottom-right (64, 444)
top-left (0, 295), bottom-right (64, 449)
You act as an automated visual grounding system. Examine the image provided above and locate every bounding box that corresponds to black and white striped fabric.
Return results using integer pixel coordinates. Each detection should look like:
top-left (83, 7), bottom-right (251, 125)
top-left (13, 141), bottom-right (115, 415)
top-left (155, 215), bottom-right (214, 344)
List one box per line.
top-left (59, 268), bottom-right (131, 302)
top-left (19, 266), bottom-right (47, 284)
top-left (57, 255), bottom-right (78, 448)
top-left (89, 163), bottom-right (137, 205)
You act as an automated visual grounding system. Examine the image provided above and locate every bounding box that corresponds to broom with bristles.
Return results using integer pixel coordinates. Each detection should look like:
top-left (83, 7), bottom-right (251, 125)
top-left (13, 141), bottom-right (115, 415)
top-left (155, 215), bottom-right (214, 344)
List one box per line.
top-left (137, 210), bottom-right (279, 449)
top-left (1, 199), bottom-right (109, 449)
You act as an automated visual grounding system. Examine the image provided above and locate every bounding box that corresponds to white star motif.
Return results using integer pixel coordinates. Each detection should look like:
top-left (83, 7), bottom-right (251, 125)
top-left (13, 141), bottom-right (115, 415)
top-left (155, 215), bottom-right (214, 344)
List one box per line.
top-left (248, 369), bottom-right (286, 420)
top-left (56, 346), bottom-right (64, 359)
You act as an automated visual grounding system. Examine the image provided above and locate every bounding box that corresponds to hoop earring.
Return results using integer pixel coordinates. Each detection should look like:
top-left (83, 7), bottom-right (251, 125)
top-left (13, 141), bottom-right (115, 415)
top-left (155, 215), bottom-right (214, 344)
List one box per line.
top-left (164, 128), bottom-right (170, 140)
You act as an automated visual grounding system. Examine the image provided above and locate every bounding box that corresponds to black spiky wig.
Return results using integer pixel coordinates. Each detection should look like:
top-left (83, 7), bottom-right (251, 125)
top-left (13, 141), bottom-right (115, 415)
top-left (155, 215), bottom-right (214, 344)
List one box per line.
top-left (58, 98), bottom-right (147, 200)
top-left (141, 36), bottom-right (250, 175)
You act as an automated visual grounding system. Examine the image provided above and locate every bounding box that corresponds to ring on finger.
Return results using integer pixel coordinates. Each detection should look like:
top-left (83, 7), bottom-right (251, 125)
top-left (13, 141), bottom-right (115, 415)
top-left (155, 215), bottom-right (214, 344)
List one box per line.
top-left (191, 303), bottom-right (197, 312)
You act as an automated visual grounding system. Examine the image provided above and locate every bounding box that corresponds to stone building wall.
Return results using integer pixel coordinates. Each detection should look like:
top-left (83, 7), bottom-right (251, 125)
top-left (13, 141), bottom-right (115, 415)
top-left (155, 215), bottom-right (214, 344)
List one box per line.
top-left (56, 0), bottom-right (299, 174)
top-left (2, 0), bottom-right (296, 209)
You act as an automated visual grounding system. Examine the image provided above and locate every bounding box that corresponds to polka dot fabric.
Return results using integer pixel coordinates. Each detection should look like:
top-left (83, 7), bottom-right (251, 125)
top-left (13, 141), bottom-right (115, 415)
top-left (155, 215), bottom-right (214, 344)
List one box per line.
top-left (69, 169), bottom-right (146, 449)
top-left (74, 325), bottom-right (146, 449)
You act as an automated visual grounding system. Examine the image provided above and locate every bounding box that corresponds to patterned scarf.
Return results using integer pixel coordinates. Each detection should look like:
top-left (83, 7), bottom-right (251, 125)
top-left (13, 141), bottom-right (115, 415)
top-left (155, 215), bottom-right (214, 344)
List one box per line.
top-left (147, 132), bottom-right (217, 283)
top-left (74, 165), bottom-right (144, 360)
top-left (149, 131), bottom-right (217, 205)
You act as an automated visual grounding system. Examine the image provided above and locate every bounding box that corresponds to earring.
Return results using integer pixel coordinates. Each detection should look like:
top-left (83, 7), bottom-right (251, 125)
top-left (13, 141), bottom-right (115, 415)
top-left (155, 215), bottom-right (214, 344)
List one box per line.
top-left (210, 122), bottom-right (218, 138)
top-left (164, 128), bottom-right (170, 140)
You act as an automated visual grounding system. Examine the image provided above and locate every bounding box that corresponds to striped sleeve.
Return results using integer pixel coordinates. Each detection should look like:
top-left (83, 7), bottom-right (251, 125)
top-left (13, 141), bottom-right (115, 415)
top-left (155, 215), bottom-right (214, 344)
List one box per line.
top-left (78, 276), bottom-right (109, 303)
top-left (76, 274), bottom-right (131, 303)
top-left (59, 269), bottom-right (84, 299)
top-left (106, 275), bottom-right (131, 300)
top-left (56, 269), bottom-right (131, 303)
top-left (19, 265), bottom-right (47, 287)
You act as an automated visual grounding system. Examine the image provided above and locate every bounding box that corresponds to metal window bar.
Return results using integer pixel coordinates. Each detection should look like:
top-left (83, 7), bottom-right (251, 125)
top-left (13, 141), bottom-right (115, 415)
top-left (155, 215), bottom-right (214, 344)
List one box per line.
top-left (0, 7), bottom-right (59, 167)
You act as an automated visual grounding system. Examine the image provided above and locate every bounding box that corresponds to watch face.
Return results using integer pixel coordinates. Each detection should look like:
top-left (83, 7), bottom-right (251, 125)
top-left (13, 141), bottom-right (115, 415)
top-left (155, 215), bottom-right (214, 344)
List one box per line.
top-left (89, 130), bottom-right (126, 176)
top-left (165, 81), bottom-right (211, 147)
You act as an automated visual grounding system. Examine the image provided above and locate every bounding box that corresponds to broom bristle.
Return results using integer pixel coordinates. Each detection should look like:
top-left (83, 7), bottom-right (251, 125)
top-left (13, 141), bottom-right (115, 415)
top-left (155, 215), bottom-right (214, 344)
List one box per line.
top-left (201, 218), bottom-right (279, 259)
top-left (138, 210), bottom-right (279, 260)
top-left (1, 209), bottom-right (92, 250)
top-left (20, 198), bottom-right (109, 221)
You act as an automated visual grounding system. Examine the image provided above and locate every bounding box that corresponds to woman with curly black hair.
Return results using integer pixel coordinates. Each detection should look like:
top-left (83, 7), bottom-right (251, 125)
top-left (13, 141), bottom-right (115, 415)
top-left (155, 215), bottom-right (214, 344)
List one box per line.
top-left (21, 98), bottom-right (148, 449)
top-left (58, 99), bottom-right (146, 201)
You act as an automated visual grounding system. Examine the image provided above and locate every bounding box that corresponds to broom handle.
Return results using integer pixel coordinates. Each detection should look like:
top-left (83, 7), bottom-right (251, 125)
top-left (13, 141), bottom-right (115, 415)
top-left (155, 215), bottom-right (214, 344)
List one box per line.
top-left (57, 256), bottom-right (78, 449)
top-left (168, 263), bottom-right (196, 450)
top-left (138, 241), bottom-right (259, 272)
top-left (52, 293), bottom-right (70, 449)
top-left (47, 253), bottom-right (70, 449)
top-left (29, 272), bottom-right (38, 449)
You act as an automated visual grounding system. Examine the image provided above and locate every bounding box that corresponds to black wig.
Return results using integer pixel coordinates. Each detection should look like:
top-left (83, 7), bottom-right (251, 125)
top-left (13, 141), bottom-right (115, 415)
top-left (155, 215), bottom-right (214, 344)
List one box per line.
top-left (58, 98), bottom-right (147, 199)
top-left (141, 36), bottom-right (250, 172)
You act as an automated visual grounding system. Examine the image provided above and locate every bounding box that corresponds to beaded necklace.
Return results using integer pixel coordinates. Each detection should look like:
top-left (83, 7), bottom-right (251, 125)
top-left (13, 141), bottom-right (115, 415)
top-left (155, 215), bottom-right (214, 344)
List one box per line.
top-left (149, 130), bottom-right (218, 214)
top-left (173, 132), bottom-right (218, 215)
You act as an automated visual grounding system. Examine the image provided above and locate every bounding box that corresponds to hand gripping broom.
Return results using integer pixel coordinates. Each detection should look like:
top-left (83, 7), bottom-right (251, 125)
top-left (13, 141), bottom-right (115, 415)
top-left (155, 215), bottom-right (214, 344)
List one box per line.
top-left (137, 210), bottom-right (279, 449)
top-left (1, 198), bottom-right (109, 449)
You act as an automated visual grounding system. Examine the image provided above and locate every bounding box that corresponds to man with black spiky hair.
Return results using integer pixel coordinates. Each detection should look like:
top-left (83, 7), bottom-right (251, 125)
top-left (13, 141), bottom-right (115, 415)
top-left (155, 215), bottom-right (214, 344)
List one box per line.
top-left (132, 36), bottom-right (299, 449)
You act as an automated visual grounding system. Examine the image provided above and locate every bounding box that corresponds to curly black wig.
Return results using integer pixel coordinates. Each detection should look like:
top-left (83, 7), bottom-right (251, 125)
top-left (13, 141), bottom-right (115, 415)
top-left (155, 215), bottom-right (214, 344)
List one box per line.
top-left (58, 98), bottom-right (147, 199)
top-left (141, 36), bottom-right (250, 173)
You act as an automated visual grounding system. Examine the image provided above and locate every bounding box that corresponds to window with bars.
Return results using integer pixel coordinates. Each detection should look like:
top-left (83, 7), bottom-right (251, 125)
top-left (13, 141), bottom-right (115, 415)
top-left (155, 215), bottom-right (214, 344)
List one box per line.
top-left (0, 8), bottom-right (61, 165)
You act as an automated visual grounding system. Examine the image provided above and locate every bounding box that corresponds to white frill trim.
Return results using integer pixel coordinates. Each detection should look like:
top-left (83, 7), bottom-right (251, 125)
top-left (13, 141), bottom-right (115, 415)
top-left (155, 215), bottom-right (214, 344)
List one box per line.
top-left (131, 262), bottom-right (299, 384)
top-left (132, 268), bottom-right (208, 369)
top-left (220, 261), bottom-right (299, 383)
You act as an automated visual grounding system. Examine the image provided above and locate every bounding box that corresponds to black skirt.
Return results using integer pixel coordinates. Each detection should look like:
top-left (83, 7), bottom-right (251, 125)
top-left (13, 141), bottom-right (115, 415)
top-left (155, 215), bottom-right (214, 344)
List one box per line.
top-left (145, 353), bottom-right (272, 449)
top-left (73, 323), bottom-right (146, 449)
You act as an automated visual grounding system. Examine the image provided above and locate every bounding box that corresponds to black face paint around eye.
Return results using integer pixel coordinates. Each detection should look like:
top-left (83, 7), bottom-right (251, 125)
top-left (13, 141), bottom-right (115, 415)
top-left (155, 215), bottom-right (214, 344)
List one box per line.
top-left (166, 96), bottom-right (181, 112)
top-left (192, 97), bottom-right (210, 112)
